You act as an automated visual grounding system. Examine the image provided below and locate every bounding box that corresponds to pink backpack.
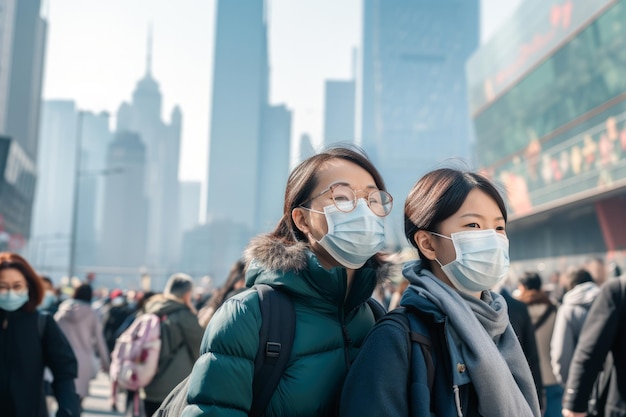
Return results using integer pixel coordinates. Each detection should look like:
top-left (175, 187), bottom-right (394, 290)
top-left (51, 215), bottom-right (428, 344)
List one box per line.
top-left (109, 313), bottom-right (162, 411)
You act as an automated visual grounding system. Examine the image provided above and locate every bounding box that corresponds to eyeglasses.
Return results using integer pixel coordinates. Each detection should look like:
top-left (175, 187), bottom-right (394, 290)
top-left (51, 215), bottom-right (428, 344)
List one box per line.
top-left (302, 183), bottom-right (393, 217)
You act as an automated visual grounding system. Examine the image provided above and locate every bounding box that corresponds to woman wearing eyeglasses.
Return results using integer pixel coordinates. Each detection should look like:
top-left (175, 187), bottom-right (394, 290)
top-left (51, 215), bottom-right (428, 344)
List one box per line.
top-left (0, 252), bottom-right (81, 417)
top-left (340, 168), bottom-right (541, 417)
top-left (182, 146), bottom-right (393, 417)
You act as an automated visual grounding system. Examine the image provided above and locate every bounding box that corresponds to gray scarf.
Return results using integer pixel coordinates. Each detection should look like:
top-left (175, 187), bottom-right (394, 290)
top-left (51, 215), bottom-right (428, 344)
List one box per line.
top-left (410, 270), bottom-right (540, 417)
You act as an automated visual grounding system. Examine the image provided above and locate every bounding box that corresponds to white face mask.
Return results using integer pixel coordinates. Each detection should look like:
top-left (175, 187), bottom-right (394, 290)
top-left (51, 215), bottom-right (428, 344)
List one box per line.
top-left (432, 229), bottom-right (509, 294)
top-left (309, 199), bottom-right (386, 269)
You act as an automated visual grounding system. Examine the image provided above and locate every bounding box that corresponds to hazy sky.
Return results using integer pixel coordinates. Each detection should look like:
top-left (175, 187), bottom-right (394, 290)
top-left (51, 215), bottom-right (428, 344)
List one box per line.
top-left (42, 0), bottom-right (522, 183)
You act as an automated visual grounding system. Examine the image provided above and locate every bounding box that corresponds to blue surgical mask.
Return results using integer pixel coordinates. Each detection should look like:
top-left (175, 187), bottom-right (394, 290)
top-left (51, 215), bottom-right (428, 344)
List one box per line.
top-left (432, 229), bottom-right (509, 294)
top-left (39, 291), bottom-right (57, 310)
top-left (311, 199), bottom-right (386, 269)
top-left (0, 290), bottom-right (29, 312)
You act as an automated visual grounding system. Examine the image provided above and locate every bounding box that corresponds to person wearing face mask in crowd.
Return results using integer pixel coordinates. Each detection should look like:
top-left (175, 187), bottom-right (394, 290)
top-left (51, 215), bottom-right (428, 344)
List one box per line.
top-left (181, 146), bottom-right (394, 417)
top-left (39, 276), bottom-right (61, 314)
top-left (340, 168), bottom-right (541, 417)
top-left (0, 252), bottom-right (81, 417)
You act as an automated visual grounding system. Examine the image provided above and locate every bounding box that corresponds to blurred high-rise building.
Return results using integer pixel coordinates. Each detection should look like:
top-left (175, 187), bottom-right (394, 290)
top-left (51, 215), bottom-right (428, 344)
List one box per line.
top-left (2, 0), bottom-right (46, 159)
top-left (0, 0), bottom-right (46, 253)
top-left (360, 0), bottom-right (480, 247)
top-left (0, 0), bottom-right (16, 132)
top-left (256, 104), bottom-right (292, 233)
top-left (206, 0), bottom-right (268, 231)
top-left (30, 103), bottom-right (112, 278)
top-left (179, 181), bottom-right (201, 234)
top-left (29, 100), bottom-right (77, 275)
top-left (100, 132), bottom-right (148, 272)
top-left (323, 79), bottom-right (356, 147)
top-left (468, 0), bottom-right (626, 271)
top-left (298, 133), bottom-right (316, 163)
top-left (75, 112), bottom-right (113, 269)
top-left (202, 0), bottom-right (292, 283)
top-left (114, 35), bottom-right (182, 282)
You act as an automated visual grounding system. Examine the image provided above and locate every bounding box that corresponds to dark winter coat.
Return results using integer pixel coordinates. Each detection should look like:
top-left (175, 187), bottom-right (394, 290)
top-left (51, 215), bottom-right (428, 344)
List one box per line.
top-left (563, 275), bottom-right (626, 416)
top-left (340, 278), bottom-right (482, 417)
top-left (182, 235), bottom-right (389, 417)
top-left (0, 309), bottom-right (80, 417)
top-left (500, 289), bottom-right (544, 409)
top-left (143, 295), bottom-right (204, 403)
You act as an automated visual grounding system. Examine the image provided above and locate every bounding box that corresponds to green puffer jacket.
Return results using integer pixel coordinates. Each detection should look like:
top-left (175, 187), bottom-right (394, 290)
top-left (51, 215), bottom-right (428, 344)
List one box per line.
top-left (182, 234), bottom-right (390, 417)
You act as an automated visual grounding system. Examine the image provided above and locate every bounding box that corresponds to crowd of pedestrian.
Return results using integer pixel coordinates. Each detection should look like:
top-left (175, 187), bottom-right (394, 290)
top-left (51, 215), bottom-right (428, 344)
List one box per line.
top-left (1, 145), bottom-right (625, 417)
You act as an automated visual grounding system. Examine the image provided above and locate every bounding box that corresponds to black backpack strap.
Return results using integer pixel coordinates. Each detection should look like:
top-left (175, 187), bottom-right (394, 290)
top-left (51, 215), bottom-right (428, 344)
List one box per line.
top-left (366, 297), bottom-right (387, 321)
top-left (379, 307), bottom-right (435, 394)
top-left (533, 303), bottom-right (556, 330)
top-left (250, 284), bottom-right (296, 417)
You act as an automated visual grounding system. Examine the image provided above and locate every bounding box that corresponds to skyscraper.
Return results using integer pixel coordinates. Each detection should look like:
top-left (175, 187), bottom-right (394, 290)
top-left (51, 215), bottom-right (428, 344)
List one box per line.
top-left (203, 0), bottom-right (273, 280)
top-left (114, 34), bottom-right (182, 276)
top-left (100, 132), bottom-right (147, 270)
top-left (0, 0), bottom-right (46, 253)
top-left (0, 0), bottom-right (16, 132)
top-left (206, 0), bottom-right (269, 230)
top-left (179, 181), bottom-right (201, 234)
top-left (323, 80), bottom-right (356, 147)
top-left (3, 0), bottom-right (47, 160)
top-left (256, 104), bottom-right (292, 233)
top-left (360, 0), bottom-right (479, 247)
top-left (29, 100), bottom-right (77, 275)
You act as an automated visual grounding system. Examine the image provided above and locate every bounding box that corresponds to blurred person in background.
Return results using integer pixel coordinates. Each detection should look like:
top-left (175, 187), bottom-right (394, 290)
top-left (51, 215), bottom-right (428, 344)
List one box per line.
top-left (183, 146), bottom-right (394, 416)
top-left (562, 274), bottom-right (626, 417)
top-left (39, 276), bottom-right (61, 314)
top-left (197, 259), bottom-right (246, 327)
top-left (551, 268), bottom-right (600, 387)
top-left (340, 168), bottom-right (540, 417)
top-left (517, 272), bottom-right (561, 417)
top-left (55, 283), bottom-right (110, 404)
top-left (498, 285), bottom-right (544, 413)
top-left (102, 288), bottom-right (133, 354)
top-left (143, 273), bottom-right (204, 416)
top-left (585, 258), bottom-right (607, 287)
top-left (0, 252), bottom-right (80, 417)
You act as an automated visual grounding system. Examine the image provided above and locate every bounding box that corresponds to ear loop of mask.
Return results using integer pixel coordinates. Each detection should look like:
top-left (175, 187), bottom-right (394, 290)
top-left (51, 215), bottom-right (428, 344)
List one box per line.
top-left (430, 232), bottom-right (452, 268)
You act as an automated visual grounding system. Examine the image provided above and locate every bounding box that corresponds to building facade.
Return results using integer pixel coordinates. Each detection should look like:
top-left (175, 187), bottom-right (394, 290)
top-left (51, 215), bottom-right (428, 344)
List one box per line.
top-left (323, 79), bottom-right (356, 147)
top-left (100, 132), bottom-right (148, 274)
top-left (0, 0), bottom-right (46, 253)
top-left (360, 0), bottom-right (480, 247)
top-left (467, 0), bottom-right (626, 273)
top-left (114, 42), bottom-right (182, 278)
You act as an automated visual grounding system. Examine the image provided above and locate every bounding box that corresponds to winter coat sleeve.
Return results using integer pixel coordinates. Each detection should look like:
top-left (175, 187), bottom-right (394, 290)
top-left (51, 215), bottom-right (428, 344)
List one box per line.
top-left (550, 305), bottom-right (576, 385)
top-left (517, 303), bottom-right (544, 410)
top-left (182, 292), bottom-right (261, 417)
top-left (93, 312), bottom-right (110, 372)
top-left (340, 319), bottom-right (414, 417)
top-left (42, 313), bottom-right (81, 417)
top-left (562, 280), bottom-right (622, 412)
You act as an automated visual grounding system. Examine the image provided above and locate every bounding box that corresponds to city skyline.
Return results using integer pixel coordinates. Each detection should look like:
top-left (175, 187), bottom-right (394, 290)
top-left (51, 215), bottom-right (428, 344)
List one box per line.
top-left (42, 0), bottom-right (522, 191)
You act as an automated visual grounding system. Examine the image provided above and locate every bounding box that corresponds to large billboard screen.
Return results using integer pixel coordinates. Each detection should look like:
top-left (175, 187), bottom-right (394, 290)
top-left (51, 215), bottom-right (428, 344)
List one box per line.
top-left (467, 0), bottom-right (617, 116)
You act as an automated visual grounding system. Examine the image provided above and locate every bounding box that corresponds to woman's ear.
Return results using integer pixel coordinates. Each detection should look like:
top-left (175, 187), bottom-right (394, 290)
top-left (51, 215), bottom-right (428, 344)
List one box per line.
top-left (291, 207), bottom-right (310, 235)
top-left (414, 230), bottom-right (437, 261)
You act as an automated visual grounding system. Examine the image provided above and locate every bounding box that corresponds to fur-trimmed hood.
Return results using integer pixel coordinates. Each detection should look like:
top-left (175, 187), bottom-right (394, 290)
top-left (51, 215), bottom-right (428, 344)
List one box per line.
top-left (243, 233), bottom-right (395, 284)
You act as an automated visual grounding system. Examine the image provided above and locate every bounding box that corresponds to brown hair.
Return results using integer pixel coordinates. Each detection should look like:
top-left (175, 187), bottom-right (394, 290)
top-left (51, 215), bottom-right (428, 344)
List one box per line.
top-left (404, 168), bottom-right (507, 268)
top-left (0, 252), bottom-right (44, 312)
top-left (271, 145), bottom-right (387, 243)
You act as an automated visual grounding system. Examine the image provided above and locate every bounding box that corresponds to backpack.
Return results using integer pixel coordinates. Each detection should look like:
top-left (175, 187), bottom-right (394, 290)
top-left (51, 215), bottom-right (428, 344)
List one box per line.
top-left (379, 306), bottom-right (435, 395)
top-left (155, 285), bottom-right (386, 417)
top-left (109, 313), bottom-right (162, 412)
